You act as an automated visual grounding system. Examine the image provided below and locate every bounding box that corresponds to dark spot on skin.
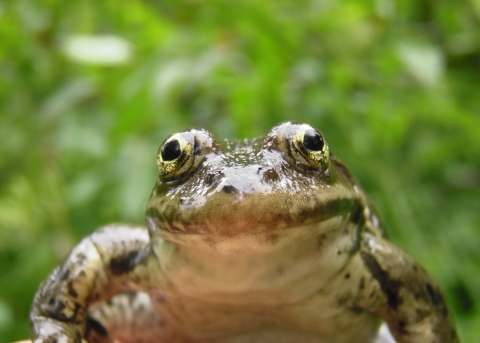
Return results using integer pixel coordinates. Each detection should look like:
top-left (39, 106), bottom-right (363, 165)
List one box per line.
top-left (223, 185), bottom-right (237, 194)
top-left (426, 282), bottom-right (445, 307)
top-left (262, 167), bottom-right (280, 181)
top-left (442, 306), bottom-right (449, 318)
top-left (124, 291), bottom-right (137, 302)
top-left (336, 250), bottom-right (342, 255)
top-left (71, 302), bottom-right (82, 322)
top-left (350, 305), bottom-right (364, 314)
top-left (359, 277), bottom-right (365, 290)
top-left (44, 297), bottom-right (81, 322)
top-left (59, 270), bottom-right (70, 281)
top-left (48, 298), bottom-right (61, 309)
top-left (350, 201), bottom-right (365, 225)
top-left (204, 170), bottom-right (221, 186)
top-left (267, 234), bottom-right (279, 244)
top-left (413, 290), bottom-right (423, 301)
top-left (361, 252), bottom-right (403, 309)
top-left (193, 138), bottom-right (200, 155)
top-left (85, 316), bottom-right (109, 341)
top-left (320, 198), bottom-right (357, 224)
top-left (75, 253), bottom-right (87, 264)
top-left (348, 223), bottom-right (363, 256)
top-left (344, 272), bottom-right (350, 279)
top-left (413, 308), bottom-right (431, 324)
top-left (110, 251), bottom-right (141, 275)
top-left (88, 291), bottom-right (102, 303)
top-left (203, 235), bottom-right (215, 248)
top-left (336, 296), bottom-right (349, 307)
top-left (397, 319), bottom-right (407, 334)
top-left (67, 281), bottom-right (78, 298)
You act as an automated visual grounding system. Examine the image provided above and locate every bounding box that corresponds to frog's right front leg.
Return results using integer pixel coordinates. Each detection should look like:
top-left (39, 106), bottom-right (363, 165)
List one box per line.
top-left (30, 224), bottom-right (158, 343)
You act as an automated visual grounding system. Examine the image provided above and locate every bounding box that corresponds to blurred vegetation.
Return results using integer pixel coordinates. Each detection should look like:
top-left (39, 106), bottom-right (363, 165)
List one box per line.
top-left (1, 0), bottom-right (479, 342)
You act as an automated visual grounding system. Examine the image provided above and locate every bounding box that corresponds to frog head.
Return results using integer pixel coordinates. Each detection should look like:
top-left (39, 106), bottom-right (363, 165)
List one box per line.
top-left (146, 122), bottom-right (359, 252)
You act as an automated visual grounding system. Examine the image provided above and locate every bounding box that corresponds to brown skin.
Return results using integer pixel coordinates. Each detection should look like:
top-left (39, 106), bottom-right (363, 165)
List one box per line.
top-left (30, 122), bottom-right (459, 343)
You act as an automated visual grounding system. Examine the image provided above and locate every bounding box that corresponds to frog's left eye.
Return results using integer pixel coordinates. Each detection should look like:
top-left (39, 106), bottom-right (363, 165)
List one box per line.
top-left (288, 124), bottom-right (329, 171)
top-left (157, 132), bottom-right (196, 179)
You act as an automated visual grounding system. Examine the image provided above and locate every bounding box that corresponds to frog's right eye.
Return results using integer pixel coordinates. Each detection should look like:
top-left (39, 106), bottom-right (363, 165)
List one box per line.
top-left (157, 132), bottom-right (196, 179)
top-left (161, 139), bottom-right (182, 161)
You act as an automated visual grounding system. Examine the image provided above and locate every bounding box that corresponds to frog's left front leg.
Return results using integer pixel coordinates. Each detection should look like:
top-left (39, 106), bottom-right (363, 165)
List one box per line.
top-left (30, 224), bottom-right (159, 343)
top-left (358, 233), bottom-right (459, 343)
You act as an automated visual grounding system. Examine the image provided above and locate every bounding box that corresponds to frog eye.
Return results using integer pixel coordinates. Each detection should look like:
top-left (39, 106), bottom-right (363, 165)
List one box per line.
top-left (157, 132), bottom-right (196, 179)
top-left (303, 129), bottom-right (324, 151)
top-left (288, 124), bottom-right (329, 171)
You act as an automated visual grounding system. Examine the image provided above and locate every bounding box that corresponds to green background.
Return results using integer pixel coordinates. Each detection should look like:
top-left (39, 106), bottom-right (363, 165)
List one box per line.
top-left (1, 0), bottom-right (479, 342)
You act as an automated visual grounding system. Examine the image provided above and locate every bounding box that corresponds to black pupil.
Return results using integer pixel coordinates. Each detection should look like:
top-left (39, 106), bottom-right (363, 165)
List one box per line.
top-left (161, 139), bottom-right (181, 161)
top-left (303, 130), bottom-right (324, 151)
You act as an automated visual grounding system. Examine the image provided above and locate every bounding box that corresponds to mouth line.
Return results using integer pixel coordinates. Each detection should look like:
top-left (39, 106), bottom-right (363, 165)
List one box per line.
top-left (146, 186), bottom-right (357, 239)
top-left (151, 215), bottom-right (346, 240)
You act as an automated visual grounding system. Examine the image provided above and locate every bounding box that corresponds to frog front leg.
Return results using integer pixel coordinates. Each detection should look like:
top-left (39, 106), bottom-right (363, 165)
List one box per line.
top-left (359, 233), bottom-right (459, 343)
top-left (30, 224), bottom-right (159, 343)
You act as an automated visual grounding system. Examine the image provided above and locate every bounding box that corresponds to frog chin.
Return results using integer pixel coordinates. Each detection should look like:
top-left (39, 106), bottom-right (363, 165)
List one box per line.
top-left (149, 215), bottom-right (348, 255)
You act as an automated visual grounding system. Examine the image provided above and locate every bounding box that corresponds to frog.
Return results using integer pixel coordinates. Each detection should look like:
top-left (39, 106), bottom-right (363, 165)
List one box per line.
top-left (30, 122), bottom-right (459, 343)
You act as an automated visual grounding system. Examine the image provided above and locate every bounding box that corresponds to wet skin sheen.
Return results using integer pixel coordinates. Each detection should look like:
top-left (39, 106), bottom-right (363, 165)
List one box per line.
top-left (30, 122), bottom-right (459, 343)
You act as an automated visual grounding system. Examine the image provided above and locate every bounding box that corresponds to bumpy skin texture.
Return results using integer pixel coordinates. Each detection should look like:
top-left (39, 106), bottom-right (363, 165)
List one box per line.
top-left (30, 122), bottom-right (459, 343)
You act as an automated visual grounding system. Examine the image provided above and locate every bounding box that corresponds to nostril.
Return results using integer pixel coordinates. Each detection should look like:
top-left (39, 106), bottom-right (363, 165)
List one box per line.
top-left (223, 185), bottom-right (238, 194)
top-left (205, 170), bottom-right (222, 186)
top-left (262, 167), bottom-right (280, 182)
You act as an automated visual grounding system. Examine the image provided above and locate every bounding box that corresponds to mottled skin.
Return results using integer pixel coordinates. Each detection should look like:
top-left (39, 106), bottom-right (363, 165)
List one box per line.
top-left (30, 122), bottom-right (459, 343)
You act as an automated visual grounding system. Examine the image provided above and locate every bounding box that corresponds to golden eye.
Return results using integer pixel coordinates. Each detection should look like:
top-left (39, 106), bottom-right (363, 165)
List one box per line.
top-left (157, 132), bottom-right (195, 179)
top-left (289, 124), bottom-right (329, 171)
top-left (161, 139), bottom-right (182, 161)
top-left (303, 129), bottom-right (324, 151)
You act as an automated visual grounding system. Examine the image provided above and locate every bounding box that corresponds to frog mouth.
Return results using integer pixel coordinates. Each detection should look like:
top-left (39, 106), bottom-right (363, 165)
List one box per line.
top-left (146, 208), bottom-right (354, 256)
top-left (145, 186), bottom-right (357, 238)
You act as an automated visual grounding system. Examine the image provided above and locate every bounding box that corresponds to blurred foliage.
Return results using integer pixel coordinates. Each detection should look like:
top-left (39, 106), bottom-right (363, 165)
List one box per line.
top-left (0, 0), bottom-right (479, 342)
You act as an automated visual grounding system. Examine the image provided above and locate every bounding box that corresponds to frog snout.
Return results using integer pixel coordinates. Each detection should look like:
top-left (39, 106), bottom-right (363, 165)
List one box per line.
top-left (217, 165), bottom-right (278, 195)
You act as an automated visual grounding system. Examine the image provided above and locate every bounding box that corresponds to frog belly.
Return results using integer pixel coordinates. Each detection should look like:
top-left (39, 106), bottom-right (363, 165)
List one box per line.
top-left (91, 291), bottom-right (391, 343)
top-left (151, 293), bottom-right (381, 343)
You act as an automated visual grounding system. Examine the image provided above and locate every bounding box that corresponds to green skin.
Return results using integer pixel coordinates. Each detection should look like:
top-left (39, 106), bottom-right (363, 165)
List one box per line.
top-left (30, 122), bottom-right (459, 343)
